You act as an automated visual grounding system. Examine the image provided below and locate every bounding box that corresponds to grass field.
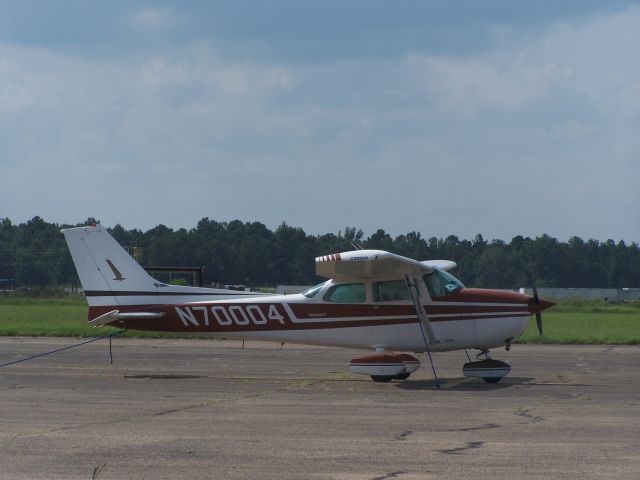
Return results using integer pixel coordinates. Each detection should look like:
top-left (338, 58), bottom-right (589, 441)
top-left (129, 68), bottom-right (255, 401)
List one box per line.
top-left (517, 298), bottom-right (640, 344)
top-left (0, 296), bottom-right (191, 339)
top-left (0, 295), bottom-right (639, 344)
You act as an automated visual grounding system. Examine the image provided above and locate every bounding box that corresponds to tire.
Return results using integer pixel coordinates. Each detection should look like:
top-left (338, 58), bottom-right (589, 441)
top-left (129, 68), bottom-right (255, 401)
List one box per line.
top-left (483, 377), bottom-right (502, 384)
top-left (370, 375), bottom-right (394, 382)
top-left (394, 372), bottom-right (411, 380)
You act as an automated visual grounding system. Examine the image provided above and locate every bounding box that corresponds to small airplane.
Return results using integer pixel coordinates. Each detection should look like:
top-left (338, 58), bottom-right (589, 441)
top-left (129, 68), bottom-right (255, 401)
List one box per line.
top-left (62, 225), bottom-right (554, 385)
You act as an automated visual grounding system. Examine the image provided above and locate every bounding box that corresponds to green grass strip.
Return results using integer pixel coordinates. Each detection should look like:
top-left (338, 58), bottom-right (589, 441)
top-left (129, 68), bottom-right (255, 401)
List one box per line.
top-left (0, 296), bottom-right (203, 339)
top-left (518, 311), bottom-right (640, 344)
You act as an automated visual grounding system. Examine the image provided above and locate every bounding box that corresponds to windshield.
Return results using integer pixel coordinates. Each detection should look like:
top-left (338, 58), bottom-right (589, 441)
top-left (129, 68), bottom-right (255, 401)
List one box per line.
top-left (302, 282), bottom-right (327, 298)
top-left (423, 268), bottom-right (464, 298)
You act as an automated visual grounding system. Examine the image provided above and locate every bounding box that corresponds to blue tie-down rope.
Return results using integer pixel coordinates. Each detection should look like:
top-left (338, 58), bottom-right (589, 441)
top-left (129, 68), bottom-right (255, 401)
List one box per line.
top-left (0, 329), bottom-right (126, 368)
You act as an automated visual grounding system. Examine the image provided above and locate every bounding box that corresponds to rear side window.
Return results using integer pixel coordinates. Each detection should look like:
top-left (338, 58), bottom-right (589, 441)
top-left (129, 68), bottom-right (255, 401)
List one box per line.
top-left (373, 280), bottom-right (411, 302)
top-left (323, 283), bottom-right (366, 303)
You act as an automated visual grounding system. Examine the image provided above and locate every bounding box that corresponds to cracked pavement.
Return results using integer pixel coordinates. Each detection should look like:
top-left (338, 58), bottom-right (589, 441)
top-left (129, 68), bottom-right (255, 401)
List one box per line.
top-left (0, 338), bottom-right (639, 479)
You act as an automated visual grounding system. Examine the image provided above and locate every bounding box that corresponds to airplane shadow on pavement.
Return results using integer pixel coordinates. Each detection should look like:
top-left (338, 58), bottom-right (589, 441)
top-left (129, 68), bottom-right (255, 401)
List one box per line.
top-left (396, 376), bottom-right (536, 391)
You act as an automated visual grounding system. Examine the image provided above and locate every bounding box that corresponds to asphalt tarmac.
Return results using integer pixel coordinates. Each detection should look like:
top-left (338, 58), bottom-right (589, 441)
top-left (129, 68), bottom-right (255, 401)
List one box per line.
top-left (0, 337), bottom-right (639, 480)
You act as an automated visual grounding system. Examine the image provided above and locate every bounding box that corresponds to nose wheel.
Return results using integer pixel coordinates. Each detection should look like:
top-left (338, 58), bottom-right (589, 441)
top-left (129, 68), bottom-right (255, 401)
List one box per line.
top-left (463, 350), bottom-right (511, 383)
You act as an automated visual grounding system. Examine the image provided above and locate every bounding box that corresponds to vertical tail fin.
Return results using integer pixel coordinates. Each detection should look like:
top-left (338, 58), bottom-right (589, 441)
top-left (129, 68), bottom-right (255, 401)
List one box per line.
top-left (61, 225), bottom-right (159, 306)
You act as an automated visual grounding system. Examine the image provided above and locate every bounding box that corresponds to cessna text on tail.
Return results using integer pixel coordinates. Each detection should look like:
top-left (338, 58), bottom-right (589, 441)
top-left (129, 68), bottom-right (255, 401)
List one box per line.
top-left (62, 225), bottom-right (554, 384)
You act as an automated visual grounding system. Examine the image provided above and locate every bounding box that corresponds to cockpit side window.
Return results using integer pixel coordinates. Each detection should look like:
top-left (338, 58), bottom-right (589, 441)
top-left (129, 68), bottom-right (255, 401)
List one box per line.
top-left (323, 283), bottom-right (366, 303)
top-left (373, 280), bottom-right (411, 302)
top-left (423, 268), bottom-right (464, 299)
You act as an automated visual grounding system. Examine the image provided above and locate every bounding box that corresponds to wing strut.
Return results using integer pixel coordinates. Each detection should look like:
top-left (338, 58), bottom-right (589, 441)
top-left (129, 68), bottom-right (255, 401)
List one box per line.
top-left (405, 274), bottom-right (441, 389)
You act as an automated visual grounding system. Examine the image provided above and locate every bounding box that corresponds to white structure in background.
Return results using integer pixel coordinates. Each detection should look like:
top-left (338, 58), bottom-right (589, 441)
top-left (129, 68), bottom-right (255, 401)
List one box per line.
top-left (519, 288), bottom-right (640, 302)
top-left (279, 285), bottom-right (640, 302)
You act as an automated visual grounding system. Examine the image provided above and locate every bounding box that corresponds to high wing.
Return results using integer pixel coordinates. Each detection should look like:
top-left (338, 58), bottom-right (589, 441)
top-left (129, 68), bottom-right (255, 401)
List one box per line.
top-left (315, 250), bottom-right (456, 279)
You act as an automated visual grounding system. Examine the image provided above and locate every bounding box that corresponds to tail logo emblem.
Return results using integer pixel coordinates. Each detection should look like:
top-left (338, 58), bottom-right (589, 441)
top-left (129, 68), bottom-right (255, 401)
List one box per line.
top-left (106, 259), bottom-right (126, 281)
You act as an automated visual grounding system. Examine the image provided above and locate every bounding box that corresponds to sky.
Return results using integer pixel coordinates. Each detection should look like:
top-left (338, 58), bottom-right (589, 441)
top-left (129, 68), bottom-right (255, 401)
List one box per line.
top-left (1, 1), bottom-right (638, 242)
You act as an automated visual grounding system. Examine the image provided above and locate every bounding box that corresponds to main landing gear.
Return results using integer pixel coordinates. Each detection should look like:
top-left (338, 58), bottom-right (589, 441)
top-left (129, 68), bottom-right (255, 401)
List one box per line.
top-left (349, 349), bottom-right (511, 384)
top-left (462, 350), bottom-right (511, 383)
top-left (349, 353), bottom-right (421, 382)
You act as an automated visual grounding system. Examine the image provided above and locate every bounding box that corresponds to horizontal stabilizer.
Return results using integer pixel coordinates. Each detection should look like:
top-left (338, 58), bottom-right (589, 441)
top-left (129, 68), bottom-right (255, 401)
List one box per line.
top-left (89, 309), bottom-right (165, 327)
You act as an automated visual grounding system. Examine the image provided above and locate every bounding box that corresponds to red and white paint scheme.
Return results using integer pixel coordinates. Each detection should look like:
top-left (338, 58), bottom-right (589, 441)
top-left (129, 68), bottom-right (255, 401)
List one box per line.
top-left (62, 225), bottom-right (554, 384)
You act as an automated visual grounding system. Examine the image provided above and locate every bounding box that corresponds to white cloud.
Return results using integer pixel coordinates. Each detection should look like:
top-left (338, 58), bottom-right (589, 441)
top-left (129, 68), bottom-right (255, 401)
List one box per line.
top-left (403, 5), bottom-right (640, 121)
top-left (406, 53), bottom-right (571, 115)
top-left (0, 5), bottom-right (638, 240)
top-left (0, 42), bottom-right (300, 224)
top-left (129, 7), bottom-right (177, 32)
top-left (552, 120), bottom-right (593, 139)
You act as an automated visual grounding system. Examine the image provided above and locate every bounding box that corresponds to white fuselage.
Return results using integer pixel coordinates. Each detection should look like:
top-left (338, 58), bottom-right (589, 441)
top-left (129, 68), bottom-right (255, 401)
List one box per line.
top-left (89, 278), bottom-right (534, 353)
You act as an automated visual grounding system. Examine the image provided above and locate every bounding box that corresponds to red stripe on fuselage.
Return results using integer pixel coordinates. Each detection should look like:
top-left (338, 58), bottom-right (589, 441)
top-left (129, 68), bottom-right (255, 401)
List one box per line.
top-left (88, 294), bottom-right (531, 333)
top-left (88, 304), bottom-right (417, 332)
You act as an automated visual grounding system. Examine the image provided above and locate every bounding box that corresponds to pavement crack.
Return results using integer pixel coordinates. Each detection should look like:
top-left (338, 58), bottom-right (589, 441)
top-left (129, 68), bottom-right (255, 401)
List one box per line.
top-left (155, 404), bottom-right (201, 416)
top-left (394, 430), bottom-right (413, 441)
top-left (124, 374), bottom-right (206, 379)
top-left (371, 471), bottom-right (407, 480)
top-left (515, 408), bottom-right (544, 424)
top-left (1, 401), bottom-right (217, 444)
top-left (447, 423), bottom-right (499, 432)
top-left (92, 462), bottom-right (107, 479)
top-left (438, 441), bottom-right (485, 455)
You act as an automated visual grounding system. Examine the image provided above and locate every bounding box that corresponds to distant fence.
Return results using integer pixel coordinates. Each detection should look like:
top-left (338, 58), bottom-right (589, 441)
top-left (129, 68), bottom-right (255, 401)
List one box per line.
top-left (276, 285), bottom-right (313, 295)
top-left (519, 288), bottom-right (640, 302)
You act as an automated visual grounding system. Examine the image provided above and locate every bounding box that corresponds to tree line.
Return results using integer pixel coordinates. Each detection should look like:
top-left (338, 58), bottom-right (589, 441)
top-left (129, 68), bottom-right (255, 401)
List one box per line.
top-left (0, 216), bottom-right (638, 289)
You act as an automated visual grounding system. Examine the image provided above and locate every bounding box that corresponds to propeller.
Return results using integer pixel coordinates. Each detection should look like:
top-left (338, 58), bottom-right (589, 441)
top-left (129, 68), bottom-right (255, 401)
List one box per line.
top-left (532, 286), bottom-right (543, 338)
top-left (530, 287), bottom-right (556, 340)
